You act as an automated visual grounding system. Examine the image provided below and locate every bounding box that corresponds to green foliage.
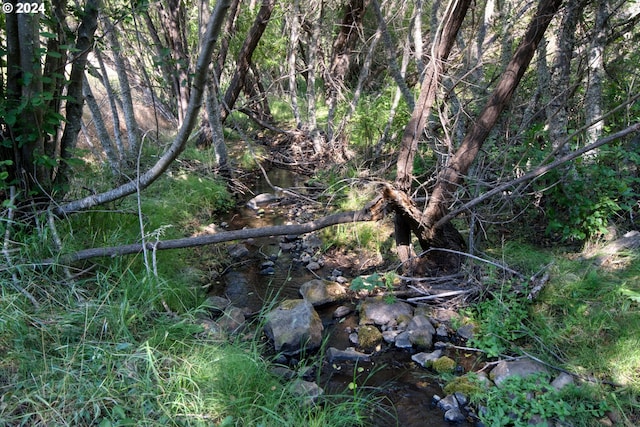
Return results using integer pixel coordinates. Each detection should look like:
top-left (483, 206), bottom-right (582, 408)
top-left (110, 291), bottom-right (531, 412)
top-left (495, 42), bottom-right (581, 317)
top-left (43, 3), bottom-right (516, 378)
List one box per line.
top-left (467, 279), bottom-right (530, 357)
top-left (477, 374), bottom-right (608, 427)
top-left (542, 144), bottom-right (640, 241)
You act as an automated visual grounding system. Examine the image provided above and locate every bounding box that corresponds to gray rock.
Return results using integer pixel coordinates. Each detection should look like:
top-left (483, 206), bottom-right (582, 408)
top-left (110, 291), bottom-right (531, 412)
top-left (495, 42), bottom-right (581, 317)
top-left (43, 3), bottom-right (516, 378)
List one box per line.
top-left (299, 279), bottom-right (347, 306)
top-left (394, 331), bottom-right (413, 349)
top-left (306, 261), bottom-right (322, 271)
top-left (382, 329), bottom-right (401, 343)
top-left (406, 315), bottom-right (436, 350)
top-left (217, 306), bottom-right (246, 334)
top-left (454, 391), bottom-right (468, 407)
top-left (456, 324), bottom-right (475, 340)
top-left (411, 349), bottom-right (443, 368)
top-left (489, 358), bottom-right (550, 388)
top-left (326, 347), bottom-right (371, 362)
top-left (290, 379), bottom-right (323, 405)
top-left (333, 305), bottom-right (352, 318)
top-left (227, 244), bottom-right (250, 259)
top-left (551, 372), bottom-right (575, 390)
top-left (436, 324), bottom-right (449, 339)
top-left (359, 297), bottom-right (413, 326)
top-left (264, 299), bottom-right (324, 355)
top-left (437, 394), bottom-right (459, 412)
top-left (444, 407), bottom-right (466, 423)
top-left (247, 193), bottom-right (279, 210)
top-left (203, 295), bottom-right (231, 315)
top-left (223, 271), bottom-right (250, 307)
top-left (349, 332), bottom-right (359, 345)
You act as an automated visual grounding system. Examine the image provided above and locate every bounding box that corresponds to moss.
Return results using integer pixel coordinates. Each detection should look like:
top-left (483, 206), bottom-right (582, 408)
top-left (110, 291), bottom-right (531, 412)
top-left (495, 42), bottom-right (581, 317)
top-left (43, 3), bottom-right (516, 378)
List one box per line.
top-left (443, 374), bottom-right (485, 396)
top-left (432, 356), bottom-right (456, 374)
top-left (358, 325), bottom-right (383, 350)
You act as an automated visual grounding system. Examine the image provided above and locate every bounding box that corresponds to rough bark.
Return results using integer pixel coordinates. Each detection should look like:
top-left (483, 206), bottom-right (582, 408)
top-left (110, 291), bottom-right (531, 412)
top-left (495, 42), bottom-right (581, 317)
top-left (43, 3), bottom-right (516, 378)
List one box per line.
top-left (393, 0), bottom-right (472, 265)
top-left (220, 0), bottom-right (275, 123)
top-left (420, 0), bottom-right (564, 242)
top-left (287, 0), bottom-right (303, 129)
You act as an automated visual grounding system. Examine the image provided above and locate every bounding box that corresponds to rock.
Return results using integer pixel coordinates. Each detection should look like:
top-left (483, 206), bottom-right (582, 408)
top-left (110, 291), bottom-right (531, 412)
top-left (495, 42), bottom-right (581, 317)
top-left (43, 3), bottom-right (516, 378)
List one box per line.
top-left (217, 306), bottom-right (246, 334)
top-left (259, 266), bottom-right (276, 275)
top-left (299, 279), bottom-right (347, 306)
top-left (406, 315), bottom-right (435, 349)
top-left (444, 407), bottom-right (466, 423)
top-left (333, 305), bottom-right (352, 318)
top-left (489, 358), bottom-right (550, 388)
top-left (349, 332), bottom-right (359, 345)
top-left (437, 394), bottom-right (459, 412)
top-left (246, 193), bottom-right (279, 210)
top-left (411, 349), bottom-right (443, 368)
top-left (551, 372), bottom-right (575, 390)
top-left (382, 330), bottom-right (400, 343)
top-left (223, 271), bottom-right (250, 307)
top-left (306, 261), bottom-right (322, 271)
top-left (456, 324), bottom-right (475, 340)
top-left (357, 325), bottom-right (383, 350)
top-left (359, 297), bottom-right (414, 327)
top-left (394, 331), bottom-right (413, 349)
top-left (435, 324), bottom-right (449, 340)
top-left (454, 391), bottom-right (468, 407)
top-left (326, 347), bottom-right (371, 362)
top-left (203, 295), bottom-right (231, 315)
top-left (279, 242), bottom-right (297, 252)
top-left (264, 299), bottom-right (324, 355)
top-left (290, 379), bottom-right (323, 405)
top-left (270, 366), bottom-right (297, 380)
top-left (227, 244), bottom-right (250, 259)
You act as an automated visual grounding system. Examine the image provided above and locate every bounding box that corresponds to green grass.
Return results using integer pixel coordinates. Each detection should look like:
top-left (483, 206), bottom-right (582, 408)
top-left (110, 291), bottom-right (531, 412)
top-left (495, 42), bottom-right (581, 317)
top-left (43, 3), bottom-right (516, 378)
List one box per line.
top-left (466, 242), bottom-right (640, 424)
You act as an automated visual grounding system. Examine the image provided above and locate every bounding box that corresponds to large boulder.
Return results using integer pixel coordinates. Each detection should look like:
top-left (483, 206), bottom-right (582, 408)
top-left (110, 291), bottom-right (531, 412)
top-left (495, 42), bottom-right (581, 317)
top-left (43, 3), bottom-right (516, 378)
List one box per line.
top-left (264, 299), bottom-right (324, 355)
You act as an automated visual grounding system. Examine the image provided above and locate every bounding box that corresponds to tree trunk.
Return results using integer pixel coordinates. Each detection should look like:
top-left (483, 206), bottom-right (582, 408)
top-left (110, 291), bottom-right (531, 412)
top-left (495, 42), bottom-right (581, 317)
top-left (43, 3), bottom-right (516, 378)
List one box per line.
top-left (102, 16), bottom-right (139, 156)
top-left (414, 0), bottom-right (563, 270)
top-left (56, 0), bottom-right (232, 215)
top-left (287, 0), bottom-right (303, 129)
top-left (393, 0), bottom-right (472, 267)
top-left (326, 0), bottom-right (370, 142)
top-left (220, 0), bottom-right (275, 123)
top-left (585, 0), bottom-right (608, 147)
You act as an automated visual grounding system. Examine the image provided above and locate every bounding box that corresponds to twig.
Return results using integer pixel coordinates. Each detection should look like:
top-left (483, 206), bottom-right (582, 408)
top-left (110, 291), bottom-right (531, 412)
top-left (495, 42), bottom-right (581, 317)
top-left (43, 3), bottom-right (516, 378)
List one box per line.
top-left (406, 289), bottom-right (472, 302)
top-left (418, 247), bottom-right (526, 279)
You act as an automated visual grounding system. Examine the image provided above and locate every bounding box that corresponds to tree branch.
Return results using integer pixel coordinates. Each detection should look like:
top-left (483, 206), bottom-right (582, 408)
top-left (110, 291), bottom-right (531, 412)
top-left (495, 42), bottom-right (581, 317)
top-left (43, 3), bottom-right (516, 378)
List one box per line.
top-left (434, 122), bottom-right (640, 228)
top-left (41, 196), bottom-right (387, 265)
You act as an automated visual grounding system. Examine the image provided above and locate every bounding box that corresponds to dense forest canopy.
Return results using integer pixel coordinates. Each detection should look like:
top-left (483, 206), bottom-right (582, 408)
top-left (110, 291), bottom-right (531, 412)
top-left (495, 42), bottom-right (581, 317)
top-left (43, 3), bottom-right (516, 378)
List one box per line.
top-left (1, 0), bottom-right (638, 259)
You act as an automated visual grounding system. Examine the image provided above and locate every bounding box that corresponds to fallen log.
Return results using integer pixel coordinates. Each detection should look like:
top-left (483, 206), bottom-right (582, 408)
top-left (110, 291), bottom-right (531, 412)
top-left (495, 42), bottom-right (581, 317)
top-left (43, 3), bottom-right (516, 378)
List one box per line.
top-left (40, 195), bottom-right (387, 265)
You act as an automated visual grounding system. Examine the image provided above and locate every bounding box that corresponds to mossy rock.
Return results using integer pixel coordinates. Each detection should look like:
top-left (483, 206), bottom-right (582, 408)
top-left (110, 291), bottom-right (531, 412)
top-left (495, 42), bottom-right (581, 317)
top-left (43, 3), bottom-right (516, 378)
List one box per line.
top-left (432, 356), bottom-right (456, 374)
top-left (443, 374), bottom-right (485, 396)
top-left (358, 325), bottom-right (383, 350)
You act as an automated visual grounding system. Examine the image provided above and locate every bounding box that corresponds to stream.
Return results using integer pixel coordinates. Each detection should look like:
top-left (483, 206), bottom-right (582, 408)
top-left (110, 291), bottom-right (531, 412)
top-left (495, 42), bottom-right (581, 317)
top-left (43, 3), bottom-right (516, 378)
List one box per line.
top-left (211, 166), bottom-right (475, 427)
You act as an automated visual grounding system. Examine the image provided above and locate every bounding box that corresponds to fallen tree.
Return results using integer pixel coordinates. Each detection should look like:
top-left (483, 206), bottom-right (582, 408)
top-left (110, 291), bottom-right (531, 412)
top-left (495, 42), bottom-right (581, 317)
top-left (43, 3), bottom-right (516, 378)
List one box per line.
top-left (42, 196), bottom-right (387, 265)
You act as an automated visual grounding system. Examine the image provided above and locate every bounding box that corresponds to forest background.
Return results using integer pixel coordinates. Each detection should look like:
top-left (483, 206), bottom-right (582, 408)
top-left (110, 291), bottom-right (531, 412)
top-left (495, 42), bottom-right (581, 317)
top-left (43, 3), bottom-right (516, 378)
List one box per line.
top-left (1, 0), bottom-right (640, 425)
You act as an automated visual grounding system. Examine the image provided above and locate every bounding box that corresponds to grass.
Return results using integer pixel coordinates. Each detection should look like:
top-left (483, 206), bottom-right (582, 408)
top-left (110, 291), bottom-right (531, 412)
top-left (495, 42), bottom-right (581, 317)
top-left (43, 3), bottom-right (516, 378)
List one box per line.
top-left (466, 240), bottom-right (640, 425)
top-left (0, 147), bottom-right (380, 426)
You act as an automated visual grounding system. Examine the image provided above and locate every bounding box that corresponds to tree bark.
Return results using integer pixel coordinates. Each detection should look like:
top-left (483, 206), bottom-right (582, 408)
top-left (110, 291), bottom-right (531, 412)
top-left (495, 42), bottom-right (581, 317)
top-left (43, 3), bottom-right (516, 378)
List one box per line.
top-left (220, 0), bottom-right (275, 123)
top-left (393, 0), bottom-right (472, 266)
top-left (419, 0), bottom-right (564, 252)
top-left (45, 195), bottom-right (387, 265)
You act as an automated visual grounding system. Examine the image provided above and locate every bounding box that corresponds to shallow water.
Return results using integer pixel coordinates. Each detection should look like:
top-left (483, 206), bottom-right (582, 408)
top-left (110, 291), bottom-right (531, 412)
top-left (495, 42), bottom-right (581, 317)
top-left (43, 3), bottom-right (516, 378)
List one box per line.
top-left (212, 167), bottom-right (474, 427)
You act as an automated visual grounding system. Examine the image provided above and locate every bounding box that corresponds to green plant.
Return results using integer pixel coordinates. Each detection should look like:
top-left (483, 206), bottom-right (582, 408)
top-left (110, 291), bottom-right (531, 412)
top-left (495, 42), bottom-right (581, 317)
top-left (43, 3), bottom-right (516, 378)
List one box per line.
top-left (468, 280), bottom-right (530, 357)
top-left (476, 374), bottom-right (608, 427)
